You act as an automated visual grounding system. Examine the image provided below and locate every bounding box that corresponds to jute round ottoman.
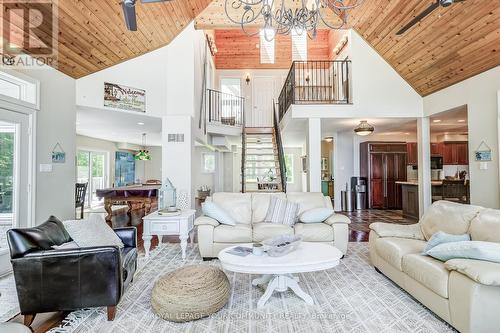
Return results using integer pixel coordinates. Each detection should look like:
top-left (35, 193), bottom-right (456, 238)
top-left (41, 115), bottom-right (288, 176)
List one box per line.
top-left (151, 265), bottom-right (230, 322)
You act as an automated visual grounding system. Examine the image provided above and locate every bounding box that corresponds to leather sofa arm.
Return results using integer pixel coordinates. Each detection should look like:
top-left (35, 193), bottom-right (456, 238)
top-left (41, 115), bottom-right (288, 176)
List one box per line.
top-left (369, 222), bottom-right (425, 240)
top-left (114, 227), bottom-right (137, 248)
top-left (194, 216), bottom-right (220, 227)
top-left (445, 259), bottom-right (500, 287)
top-left (13, 247), bottom-right (123, 313)
top-left (324, 213), bottom-right (351, 225)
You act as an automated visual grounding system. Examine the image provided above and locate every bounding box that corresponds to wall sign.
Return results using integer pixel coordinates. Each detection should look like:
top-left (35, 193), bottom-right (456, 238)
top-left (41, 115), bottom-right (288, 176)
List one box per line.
top-left (51, 142), bottom-right (66, 163)
top-left (475, 141), bottom-right (492, 161)
top-left (104, 82), bottom-right (145, 112)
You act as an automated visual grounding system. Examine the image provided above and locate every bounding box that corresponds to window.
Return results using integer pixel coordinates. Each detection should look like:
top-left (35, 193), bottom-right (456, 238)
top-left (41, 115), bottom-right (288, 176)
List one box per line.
top-left (292, 29), bottom-right (307, 61)
top-left (220, 78), bottom-right (241, 97)
top-left (202, 153), bottom-right (215, 173)
top-left (284, 153), bottom-right (294, 183)
top-left (0, 71), bottom-right (38, 107)
top-left (260, 29), bottom-right (275, 64)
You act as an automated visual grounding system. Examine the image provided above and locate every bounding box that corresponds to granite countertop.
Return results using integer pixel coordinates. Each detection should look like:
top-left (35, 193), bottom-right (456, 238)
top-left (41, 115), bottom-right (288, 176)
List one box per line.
top-left (395, 180), bottom-right (444, 186)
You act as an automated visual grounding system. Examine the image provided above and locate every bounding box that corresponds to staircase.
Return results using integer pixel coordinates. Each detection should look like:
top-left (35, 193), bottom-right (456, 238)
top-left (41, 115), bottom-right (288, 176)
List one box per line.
top-left (242, 127), bottom-right (284, 192)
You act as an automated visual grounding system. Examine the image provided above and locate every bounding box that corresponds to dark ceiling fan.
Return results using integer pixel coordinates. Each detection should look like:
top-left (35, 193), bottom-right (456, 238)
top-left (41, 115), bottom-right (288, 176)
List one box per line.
top-left (122, 0), bottom-right (172, 31)
top-left (396, 0), bottom-right (465, 35)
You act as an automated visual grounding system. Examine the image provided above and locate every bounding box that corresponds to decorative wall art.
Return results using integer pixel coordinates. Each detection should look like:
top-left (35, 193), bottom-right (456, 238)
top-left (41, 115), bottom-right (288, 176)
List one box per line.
top-left (104, 82), bottom-right (145, 112)
top-left (51, 143), bottom-right (66, 163)
top-left (475, 141), bottom-right (492, 161)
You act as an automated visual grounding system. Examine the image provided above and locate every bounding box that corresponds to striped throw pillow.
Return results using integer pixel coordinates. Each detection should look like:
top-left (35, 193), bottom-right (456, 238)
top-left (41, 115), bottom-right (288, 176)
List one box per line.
top-left (264, 196), bottom-right (300, 226)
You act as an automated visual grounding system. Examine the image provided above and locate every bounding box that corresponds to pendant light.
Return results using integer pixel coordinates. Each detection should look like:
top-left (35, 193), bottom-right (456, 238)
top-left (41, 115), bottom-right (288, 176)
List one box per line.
top-left (134, 133), bottom-right (151, 161)
top-left (354, 120), bottom-right (374, 136)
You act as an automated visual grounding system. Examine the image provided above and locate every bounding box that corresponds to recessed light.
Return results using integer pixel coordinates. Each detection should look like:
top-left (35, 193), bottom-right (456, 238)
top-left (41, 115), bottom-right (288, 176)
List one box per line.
top-left (457, 119), bottom-right (466, 123)
top-left (137, 122), bottom-right (145, 126)
top-left (405, 132), bottom-right (410, 135)
top-left (432, 119), bottom-right (441, 123)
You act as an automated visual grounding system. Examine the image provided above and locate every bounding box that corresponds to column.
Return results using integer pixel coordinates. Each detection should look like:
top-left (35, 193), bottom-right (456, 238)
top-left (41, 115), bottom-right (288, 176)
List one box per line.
top-left (307, 118), bottom-right (322, 192)
top-left (417, 117), bottom-right (432, 217)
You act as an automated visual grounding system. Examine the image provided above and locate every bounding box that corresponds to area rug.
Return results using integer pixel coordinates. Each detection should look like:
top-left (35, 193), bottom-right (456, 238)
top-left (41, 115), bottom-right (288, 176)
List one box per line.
top-left (0, 273), bottom-right (19, 322)
top-left (47, 243), bottom-right (456, 333)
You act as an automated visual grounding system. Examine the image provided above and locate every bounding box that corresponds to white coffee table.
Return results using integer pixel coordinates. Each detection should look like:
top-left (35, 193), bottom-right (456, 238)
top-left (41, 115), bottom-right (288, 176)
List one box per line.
top-left (219, 242), bottom-right (342, 308)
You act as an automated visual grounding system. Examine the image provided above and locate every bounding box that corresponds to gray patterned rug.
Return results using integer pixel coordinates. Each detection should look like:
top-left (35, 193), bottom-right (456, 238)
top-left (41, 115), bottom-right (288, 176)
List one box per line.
top-left (0, 273), bottom-right (18, 322)
top-left (46, 243), bottom-right (455, 333)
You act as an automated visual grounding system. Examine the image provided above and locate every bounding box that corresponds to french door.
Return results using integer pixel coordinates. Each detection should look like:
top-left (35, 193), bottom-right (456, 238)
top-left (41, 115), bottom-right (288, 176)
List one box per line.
top-left (76, 150), bottom-right (108, 208)
top-left (0, 109), bottom-right (31, 275)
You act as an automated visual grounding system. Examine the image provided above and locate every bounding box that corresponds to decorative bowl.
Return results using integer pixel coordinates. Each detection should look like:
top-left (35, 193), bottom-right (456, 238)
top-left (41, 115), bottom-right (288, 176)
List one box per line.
top-left (261, 234), bottom-right (303, 257)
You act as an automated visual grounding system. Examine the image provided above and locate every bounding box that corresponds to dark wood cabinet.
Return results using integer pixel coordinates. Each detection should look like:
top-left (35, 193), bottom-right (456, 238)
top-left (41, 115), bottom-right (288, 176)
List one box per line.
top-left (443, 142), bottom-right (468, 165)
top-left (431, 143), bottom-right (443, 156)
top-left (406, 142), bottom-right (417, 165)
top-left (401, 184), bottom-right (419, 219)
top-left (370, 179), bottom-right (384, 208)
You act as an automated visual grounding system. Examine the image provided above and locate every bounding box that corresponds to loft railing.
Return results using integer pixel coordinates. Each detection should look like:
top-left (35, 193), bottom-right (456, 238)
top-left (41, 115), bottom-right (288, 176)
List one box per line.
top-left (278, 60), bottom-right (352, 120)
top-left (273, 101), bottom-right (287, 193)
top-left (207, 89), bottom-right (244, 127)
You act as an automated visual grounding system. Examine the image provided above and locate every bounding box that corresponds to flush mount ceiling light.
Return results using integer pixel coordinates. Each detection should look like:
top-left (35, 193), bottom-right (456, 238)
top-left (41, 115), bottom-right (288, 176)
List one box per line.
top-left (224, 0), bottom-right (365, 41)
top-left (354, 120), bottom-right (374, 136)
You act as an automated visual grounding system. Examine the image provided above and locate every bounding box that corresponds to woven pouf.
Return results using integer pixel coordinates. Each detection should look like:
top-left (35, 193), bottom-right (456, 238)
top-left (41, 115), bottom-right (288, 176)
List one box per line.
top-left (151, 265), bottom-right (230, 322)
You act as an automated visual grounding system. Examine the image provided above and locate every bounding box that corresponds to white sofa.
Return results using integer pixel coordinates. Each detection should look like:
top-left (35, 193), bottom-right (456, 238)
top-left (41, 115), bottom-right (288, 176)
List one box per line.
top-left (195, 192), bottom-right (351, 258)
top-left (369, 200), bottom-right (500, 333)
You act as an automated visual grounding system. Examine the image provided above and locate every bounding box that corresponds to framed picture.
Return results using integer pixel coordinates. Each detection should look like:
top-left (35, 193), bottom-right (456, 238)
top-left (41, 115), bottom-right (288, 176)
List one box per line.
top-left (475, 150), bottom-right (492, 162)
top-left (104, 82), bottom-right (145, 112)
top-left (52, 151), bottom-right (65, 163)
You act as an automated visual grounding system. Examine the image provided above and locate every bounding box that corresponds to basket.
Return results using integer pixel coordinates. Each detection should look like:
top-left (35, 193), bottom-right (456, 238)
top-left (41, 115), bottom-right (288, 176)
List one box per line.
top-left (261, 234), bottom-right (303, 257)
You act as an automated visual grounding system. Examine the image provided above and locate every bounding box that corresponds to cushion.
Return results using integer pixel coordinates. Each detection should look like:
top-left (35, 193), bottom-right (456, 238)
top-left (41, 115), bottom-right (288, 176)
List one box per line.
top-left (470, 209), bottom-right (500, 243)
top-left (151, 265), bottom-right (230, 322)
top-left (264, 196), bottom-right (300, 226)
top-left (251, 192), bottom-right (286, 223)
top-left (51, 241), bottom-right (80, 250)
top-left (210, 192), bottom-right (252, 224)
top-left (402, 254), bottom-right (450, 298)
top-left (294, 223), bottom-right (333, 242)
top-left (427, 241), bottom-right (500, 263)
top-left (202, 202), bottom-right (236, 226)
top-left (445, 259), bottom-right (500, 287)
top-left (213, 224), bottom-right (252, 243)
top-left (286, 192), bottom-right (326, 215)
top-left (419, 200), bottom-right (482, 240)
top-left (63, 215), bottom-right (124, 248)
top-left (370, 222), bottom-right (425, 240)
top-left (252, 223), bottom-right (294, 242)
top-left (299, 208), bottom-right (334, 223)
top-left (375, 237), bottom-right (427, 271)
top-left (423, 231), bottom-right (471, 253)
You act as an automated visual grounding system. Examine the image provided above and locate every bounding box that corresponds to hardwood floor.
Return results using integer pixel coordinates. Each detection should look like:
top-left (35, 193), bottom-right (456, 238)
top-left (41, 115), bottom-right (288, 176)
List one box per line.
top-left (7, 206), bottom-right (413, 332)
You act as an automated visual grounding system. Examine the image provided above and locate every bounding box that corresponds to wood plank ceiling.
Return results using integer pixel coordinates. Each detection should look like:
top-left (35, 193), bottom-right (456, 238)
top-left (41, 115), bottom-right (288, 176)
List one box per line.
top-left (195, 0), bottom-right (500, 96)
top-left (2, 0), bottom-right (213, 78)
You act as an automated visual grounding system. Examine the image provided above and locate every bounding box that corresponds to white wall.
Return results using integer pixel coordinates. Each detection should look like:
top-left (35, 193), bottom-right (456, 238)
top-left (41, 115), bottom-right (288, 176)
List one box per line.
top-left (424, 65), bottom-right (500, 208)
top-left (333, 132), bottom-right (355, 211)
top-left (284, 147), bottom-right (303, 192)
top-left (15, 67), bottom-right (76, 223)
top-left (192, 146), bottom-right (215, 194)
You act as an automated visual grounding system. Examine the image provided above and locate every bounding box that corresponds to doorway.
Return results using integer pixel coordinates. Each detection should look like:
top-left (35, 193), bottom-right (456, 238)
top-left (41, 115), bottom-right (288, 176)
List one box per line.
top-left (76, 150), bottom-right (108, 208)
top-left (251, 77), bottom-right (274, 127)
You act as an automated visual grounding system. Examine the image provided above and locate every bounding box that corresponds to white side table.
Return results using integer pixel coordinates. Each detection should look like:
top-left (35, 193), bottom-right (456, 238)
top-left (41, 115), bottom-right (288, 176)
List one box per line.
top-left (142, 209), bottom-right (196, 260)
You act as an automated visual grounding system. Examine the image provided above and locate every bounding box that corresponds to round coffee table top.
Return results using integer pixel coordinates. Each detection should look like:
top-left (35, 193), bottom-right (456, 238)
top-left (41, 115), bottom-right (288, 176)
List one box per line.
top-left (219, 242), bottom-right (342, 275)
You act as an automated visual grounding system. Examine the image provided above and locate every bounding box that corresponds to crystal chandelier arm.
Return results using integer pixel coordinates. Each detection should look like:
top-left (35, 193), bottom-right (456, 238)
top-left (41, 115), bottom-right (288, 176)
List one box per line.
top-left (224, 0), bottom-right (266, 26)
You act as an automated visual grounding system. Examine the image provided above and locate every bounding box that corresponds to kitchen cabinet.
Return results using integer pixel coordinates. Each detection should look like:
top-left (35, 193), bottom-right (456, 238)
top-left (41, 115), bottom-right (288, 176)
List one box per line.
top-left (443, 142), bottom-right (468, 165)
top-left (431, 143), bottom-right (443, 156)
top-left (406, 142), bottom-right (417, 165)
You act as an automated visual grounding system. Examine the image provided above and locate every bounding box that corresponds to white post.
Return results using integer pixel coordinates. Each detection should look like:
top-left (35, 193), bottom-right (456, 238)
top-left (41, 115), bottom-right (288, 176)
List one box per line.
top-left (417, 117), bottom-right (432, 217)
top-left (307, 118), bottom-right (322, 192)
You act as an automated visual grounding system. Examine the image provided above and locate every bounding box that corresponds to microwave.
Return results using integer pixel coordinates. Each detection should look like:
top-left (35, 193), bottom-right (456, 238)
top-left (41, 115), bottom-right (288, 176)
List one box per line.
top-left (431, 156), bottom-right (443, 170)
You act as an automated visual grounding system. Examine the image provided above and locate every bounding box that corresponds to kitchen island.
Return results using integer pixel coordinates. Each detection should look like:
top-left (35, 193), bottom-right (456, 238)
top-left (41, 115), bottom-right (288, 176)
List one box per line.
top-left (395, 181), bottom-right (444, 219)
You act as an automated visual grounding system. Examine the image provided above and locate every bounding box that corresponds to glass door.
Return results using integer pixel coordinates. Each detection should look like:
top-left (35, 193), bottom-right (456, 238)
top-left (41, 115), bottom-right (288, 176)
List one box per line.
top-left (0, 110), bottom-right (30, 275)
top-left (77, 150), bottom-right (107, 208)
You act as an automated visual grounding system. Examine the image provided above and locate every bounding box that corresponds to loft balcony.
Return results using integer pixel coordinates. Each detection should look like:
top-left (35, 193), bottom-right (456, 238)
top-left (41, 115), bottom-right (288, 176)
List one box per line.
top-left (206, 89), bottom-right (244, 136)
top-left (278, 60), bottom-right (352, 121)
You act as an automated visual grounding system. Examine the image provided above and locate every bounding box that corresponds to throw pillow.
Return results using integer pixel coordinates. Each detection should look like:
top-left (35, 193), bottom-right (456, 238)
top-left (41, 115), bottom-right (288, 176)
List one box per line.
top-left (427, 241), bottom-right (500, 263)
top-left (423, 231), bottom-right (471, 254)
top-left (264, 196), bottom-right (300, 226)
top-left (202, 201), bottom-right (236, 226)
top-left (299, 208), bottom-right (334, 223)
top-left (63, 215), bottom-right (124, 249)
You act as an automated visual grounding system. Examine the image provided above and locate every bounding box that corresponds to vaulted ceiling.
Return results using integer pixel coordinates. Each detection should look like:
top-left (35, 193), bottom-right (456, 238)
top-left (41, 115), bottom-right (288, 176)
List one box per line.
top-left (3, 0), bottom-right (500, 96)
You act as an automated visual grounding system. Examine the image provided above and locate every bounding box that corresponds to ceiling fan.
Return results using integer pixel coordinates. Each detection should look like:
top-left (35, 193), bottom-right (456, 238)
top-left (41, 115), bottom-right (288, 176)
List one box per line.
top-left (122, 0), bottom-right (172, 31)
top-left (396, 0), bottom-right (465, 35)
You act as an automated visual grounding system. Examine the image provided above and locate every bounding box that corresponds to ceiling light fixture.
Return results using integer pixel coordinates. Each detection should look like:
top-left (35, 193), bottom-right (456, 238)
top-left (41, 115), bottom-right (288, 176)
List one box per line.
top-left (354, 120), bottom-right (374, 136)
top-left (137, 122), bottom-right (145, 126)
top-left (324, 136), bottom-right (333, 142)
top-left (224, 0), bottom-right (365, 41)
top-left (135, 133), bottom-right (151, 161)
top-left (457, 119), bottom-right (466, 123)
top-left (432, 119), bottom-right (441, 123)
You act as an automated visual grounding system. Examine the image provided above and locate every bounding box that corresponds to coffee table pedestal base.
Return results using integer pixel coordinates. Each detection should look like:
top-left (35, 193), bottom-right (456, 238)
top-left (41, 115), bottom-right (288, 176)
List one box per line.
top-left (252, 274), bottom-right (314, 308)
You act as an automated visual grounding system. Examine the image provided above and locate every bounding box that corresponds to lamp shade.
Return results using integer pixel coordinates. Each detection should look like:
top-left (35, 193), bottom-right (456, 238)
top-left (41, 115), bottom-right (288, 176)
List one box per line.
top-left (354, 120), bottom-right (374, 136)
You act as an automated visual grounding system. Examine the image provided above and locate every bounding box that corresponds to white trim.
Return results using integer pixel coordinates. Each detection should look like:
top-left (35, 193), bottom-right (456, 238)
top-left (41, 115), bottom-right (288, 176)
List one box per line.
top-left (0, 69), bottom-right (40, 110)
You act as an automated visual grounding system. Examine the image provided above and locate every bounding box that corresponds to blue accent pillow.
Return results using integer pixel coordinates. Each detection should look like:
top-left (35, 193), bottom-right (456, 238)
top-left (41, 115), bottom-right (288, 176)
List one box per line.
top-left (299, 208), bottom-right (334, 223)
top-left (423, 231), bottom-right (471, 254)
top-left (202, 202), bottom-right (236, 226)
top-left (426, 241), bottom-right (500, 263)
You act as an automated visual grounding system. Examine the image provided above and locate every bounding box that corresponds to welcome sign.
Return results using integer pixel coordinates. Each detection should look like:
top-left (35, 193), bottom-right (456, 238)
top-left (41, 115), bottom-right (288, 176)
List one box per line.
top-left (104, 82), bottom-right (146, 112)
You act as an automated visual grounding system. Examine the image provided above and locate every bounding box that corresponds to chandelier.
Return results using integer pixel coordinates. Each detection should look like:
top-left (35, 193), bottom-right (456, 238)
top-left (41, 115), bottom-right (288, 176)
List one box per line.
top-left (224, 0), bottom-right (364, 41)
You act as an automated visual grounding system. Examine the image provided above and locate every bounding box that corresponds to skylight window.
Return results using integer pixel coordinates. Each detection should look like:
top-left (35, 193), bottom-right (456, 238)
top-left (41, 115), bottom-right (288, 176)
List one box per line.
top-left (292, 29), bottom-right (307, 61)
top-left (260, 29), bottom-right (275, 64)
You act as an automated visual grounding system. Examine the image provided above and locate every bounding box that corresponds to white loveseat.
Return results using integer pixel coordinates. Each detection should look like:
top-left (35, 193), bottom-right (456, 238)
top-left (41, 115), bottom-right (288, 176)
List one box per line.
top-left (195, 192), bottom-right (351, 258)
top-left (369, 200), bottom-right (500, 333)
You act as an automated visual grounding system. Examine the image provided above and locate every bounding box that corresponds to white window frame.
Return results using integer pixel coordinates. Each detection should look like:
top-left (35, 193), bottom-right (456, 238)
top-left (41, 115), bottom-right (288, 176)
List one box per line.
top-left (0, 69), bottom-right (40, 110)
top-left (260, 29), bottom-right (275, 64)
top-left (292, 29), bottom-right (307, 61)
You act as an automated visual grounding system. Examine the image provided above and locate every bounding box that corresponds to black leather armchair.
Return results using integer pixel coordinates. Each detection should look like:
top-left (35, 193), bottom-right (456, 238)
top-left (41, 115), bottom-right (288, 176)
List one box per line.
top-left (7, 216), bottom-right (137, 327)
